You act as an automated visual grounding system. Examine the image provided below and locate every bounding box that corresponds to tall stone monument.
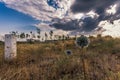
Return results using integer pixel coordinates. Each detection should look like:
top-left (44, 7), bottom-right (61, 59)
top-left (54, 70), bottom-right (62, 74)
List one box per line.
top-left (4, 34), bottom-right (17, 60)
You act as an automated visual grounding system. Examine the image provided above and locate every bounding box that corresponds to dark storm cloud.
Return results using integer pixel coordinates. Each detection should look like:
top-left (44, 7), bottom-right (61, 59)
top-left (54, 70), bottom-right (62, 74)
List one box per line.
top-left (50, 17), bottom-right (99, 32)
top-left (71, 0), bottom-right (117, 13)
top-left (81, 17), bottom-right (99, 31)
top-left (71, 0), bottom-right (120, 21)
top-left (51, 0), bottom-right (120, 32)
top-left (50, 19), bottom-right (80, 31)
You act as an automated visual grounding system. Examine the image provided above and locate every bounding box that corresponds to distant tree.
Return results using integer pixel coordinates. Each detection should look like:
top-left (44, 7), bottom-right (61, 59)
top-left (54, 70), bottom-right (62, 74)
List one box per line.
top-left (11, 31), bottom-right (15, 34)
top-left (10, 31), bottom-right (20, 39)
top-left (62, 35), bottom-right (66, 42)
top-left (26, 34), bottom-right (29, 39)
top-left (89, 35), bottom-right (95, 41)
top-left (10, 31), bottom-right (17, 36)
top-left (65, 36), bottom-right (68, 40)
top-left (62, 34), bottom-right (65, 40)
top-left (37, 35), bottom-right (40, 39)
top-left (49, 30), bottom-right (53, 40)
top-left (97, 34), bottom-right (102, 38)
top-left (30, 31), bottom-right (32, 34)
top-left (104, 35), bottom-right (112, 40)
top-left (67, 34), bottom-right (70, 40)
top-left (36, 28), bottom-right (41, 41)
top-left (58, 35), bottom-right (61, 40)
top-left (20, 33), bottom-right (25, 39)
top-left (45, 32), bottom-right (48, 41)
top-left (97, 34), bottom-right (103, 41)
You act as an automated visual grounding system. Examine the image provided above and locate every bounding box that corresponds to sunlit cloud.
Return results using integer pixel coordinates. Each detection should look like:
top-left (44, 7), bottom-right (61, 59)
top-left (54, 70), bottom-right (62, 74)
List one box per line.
top-left (106, 4), bottom-right (117, 15)
top-left (99, 19), bottom-right (120, 37)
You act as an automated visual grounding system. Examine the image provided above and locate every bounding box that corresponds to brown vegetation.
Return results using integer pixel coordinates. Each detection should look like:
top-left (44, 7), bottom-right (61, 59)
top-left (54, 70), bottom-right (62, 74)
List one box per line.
top-left (0, 37), bottom-right (120, 80)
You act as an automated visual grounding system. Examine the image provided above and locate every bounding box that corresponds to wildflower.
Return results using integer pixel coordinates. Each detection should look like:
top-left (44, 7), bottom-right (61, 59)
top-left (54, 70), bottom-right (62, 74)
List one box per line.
top-left (65, 50), bottom-right (72, 55)
top-left (75, 35), bottom-right (90, 48)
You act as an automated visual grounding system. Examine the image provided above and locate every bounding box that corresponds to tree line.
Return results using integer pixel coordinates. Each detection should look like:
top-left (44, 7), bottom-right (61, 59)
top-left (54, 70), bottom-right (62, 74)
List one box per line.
top-left (10, 28), bottom-right (70, 42)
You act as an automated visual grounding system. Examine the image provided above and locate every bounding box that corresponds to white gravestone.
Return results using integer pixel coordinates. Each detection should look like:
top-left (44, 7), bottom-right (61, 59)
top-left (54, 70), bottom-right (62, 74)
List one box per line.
top-left (5, 34), bottom-right (17, 60)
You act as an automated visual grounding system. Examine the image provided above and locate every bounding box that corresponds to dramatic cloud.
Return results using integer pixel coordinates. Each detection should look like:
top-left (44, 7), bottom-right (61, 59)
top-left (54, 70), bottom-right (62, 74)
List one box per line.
top-left (71, 0), bottom-right (117, 13)
top-left (0, 0), bottom-right (69, 20)
top-left (50, 16), bottom-right (99, 32)
top-left (50, 18), bottom-right (79, 31)
top-left (51, 0), bottom-right (120, 35)
top-left (71, 0), bottom-right (120, 21)
top-left (0, 0), bottom-right (120, 37)
top-left (99, 19), bottom-right (120, 37)
top-left (0, 0), bottom-right (74, 34)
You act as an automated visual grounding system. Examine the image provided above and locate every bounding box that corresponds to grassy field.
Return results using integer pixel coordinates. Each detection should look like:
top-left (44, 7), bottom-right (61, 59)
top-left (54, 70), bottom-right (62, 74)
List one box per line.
top-left (0, 37), bottom-right (120, 80)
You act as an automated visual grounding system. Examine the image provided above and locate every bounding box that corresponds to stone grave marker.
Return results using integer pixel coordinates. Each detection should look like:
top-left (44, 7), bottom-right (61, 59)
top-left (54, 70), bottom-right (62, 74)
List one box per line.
top-left (4, 34), bottom-right (17, 60)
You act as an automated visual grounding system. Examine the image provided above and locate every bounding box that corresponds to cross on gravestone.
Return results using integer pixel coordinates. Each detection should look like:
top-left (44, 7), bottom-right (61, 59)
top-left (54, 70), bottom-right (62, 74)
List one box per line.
top-left (4, 34), bottom-right (17, 60)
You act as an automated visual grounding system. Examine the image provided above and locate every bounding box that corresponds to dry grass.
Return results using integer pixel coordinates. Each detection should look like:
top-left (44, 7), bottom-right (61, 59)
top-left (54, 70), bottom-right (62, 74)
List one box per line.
top-left (0, 37), bottom-right (120, 80)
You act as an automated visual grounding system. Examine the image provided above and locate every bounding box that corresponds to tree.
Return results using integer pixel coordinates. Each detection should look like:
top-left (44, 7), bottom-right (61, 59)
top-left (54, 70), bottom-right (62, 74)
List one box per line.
top-left (10, 31), bottom-right (16, 35)
top-left (36, 28), bottom-right (41, 41)
top-left (10, 31), bottom-right (20, 39)
top-left (89, 35), bottom-right (95, 41)
top-left (49, 30), bottom-right (53, 40)
top-left (45, 32), bottom-right (48, 41)
top-left (62, 34), bottom-right (65, 40)
top-left (20, 33), bottom-right (25, 39)
top-left (97, 34), bottom-right (102, 38)
top-left (30, 31), bottom-right (32, 34)
top-left (10, 31), bottom-right (17, 36)
top-left (97, 34), bottom-right (103, 41)
top-left (26, 34), bottom-right (29, 39)
top-left (58, 35), bottom-right (61, 40)
top-left (37, 35), bottom-right (40, 40)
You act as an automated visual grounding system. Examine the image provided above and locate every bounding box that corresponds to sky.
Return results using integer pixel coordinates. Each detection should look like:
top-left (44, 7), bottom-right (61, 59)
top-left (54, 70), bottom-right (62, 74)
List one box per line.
top-left (0, 2), bottom-right (39, 34)
top-left (0, 0), bottom-right (120, 37)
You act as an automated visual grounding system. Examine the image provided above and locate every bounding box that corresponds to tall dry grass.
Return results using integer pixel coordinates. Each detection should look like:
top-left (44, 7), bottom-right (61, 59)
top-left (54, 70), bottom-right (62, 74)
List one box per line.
top-left (0, 37), bottom-right (120, 80)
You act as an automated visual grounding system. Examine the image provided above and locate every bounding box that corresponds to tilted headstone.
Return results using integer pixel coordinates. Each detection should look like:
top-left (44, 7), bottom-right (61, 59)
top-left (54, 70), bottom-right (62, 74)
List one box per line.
top-left (4, 34), bottom-right (17, 60)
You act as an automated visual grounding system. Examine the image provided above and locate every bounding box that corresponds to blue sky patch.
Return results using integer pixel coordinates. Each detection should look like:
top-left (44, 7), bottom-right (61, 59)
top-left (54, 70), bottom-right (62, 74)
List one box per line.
top-left (47, 0), bottom-right (60, 10)
top-left (0, 2), bottom-right (39, 34)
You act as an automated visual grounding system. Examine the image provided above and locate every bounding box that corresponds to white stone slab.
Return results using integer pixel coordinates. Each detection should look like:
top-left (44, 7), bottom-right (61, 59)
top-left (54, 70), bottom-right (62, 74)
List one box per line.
top-left (4, 34), bottom-right (17, 60)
